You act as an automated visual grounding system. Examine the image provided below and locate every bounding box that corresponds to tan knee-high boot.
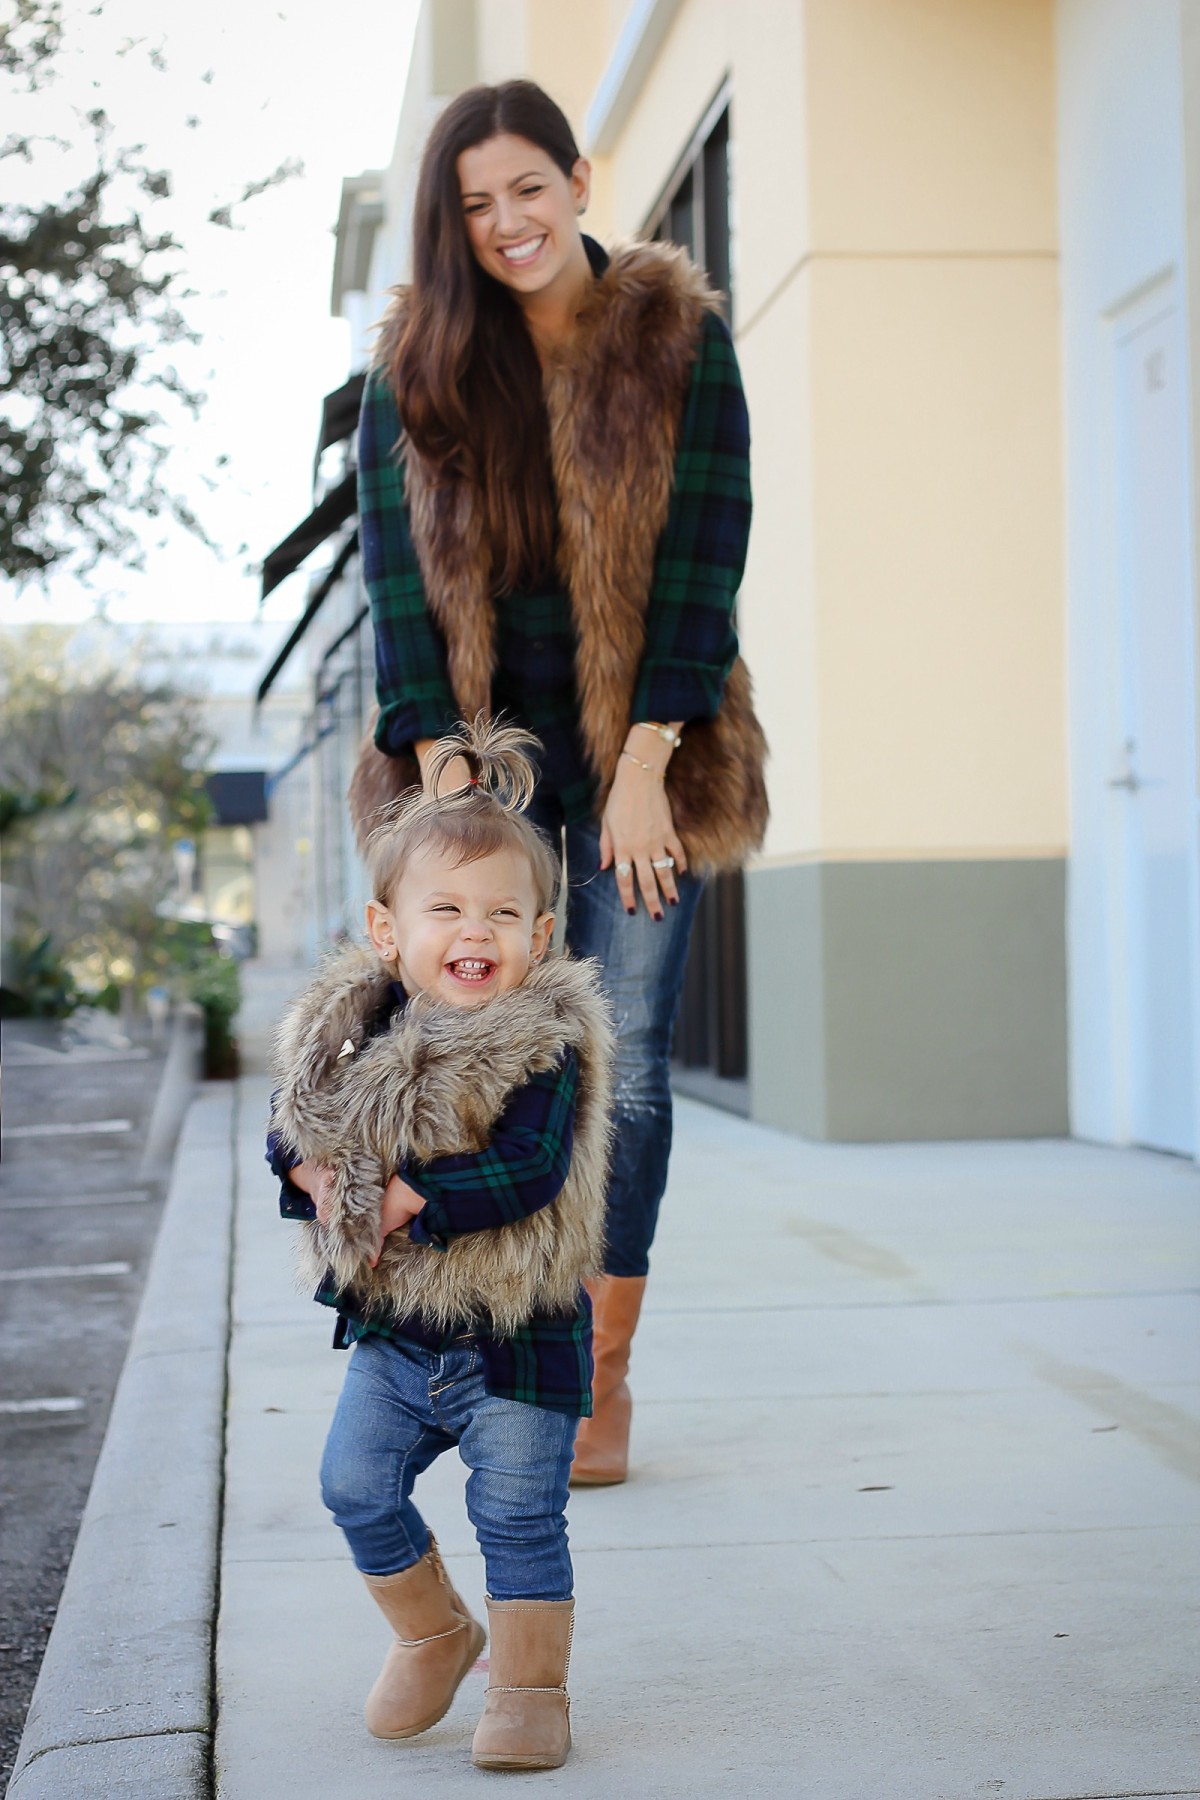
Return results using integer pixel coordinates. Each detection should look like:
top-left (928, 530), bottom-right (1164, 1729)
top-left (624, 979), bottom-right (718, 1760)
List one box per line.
top-left (471, 1598), bottom-right (574, 1771)
top-left (570, 1274), bottom-right (646, 1486)
top-left (361, 1535), bottom-right (486, 1739)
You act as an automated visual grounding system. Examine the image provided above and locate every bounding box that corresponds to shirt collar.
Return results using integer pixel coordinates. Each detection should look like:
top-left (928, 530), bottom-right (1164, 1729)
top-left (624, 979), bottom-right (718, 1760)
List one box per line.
top-left (582, 234), bottom-right (608, 278)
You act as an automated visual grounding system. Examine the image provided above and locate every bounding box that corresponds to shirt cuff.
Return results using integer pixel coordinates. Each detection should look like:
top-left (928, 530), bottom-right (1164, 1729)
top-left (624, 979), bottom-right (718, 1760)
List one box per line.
top-left (376, 695), bottom-right (459, 759)
top-left (631, 658), bottom-right (730, 726)
top-left (280, 1177), bottom-right (316, 1221)
top-left (397, 1161), bottom-right (449, 1251)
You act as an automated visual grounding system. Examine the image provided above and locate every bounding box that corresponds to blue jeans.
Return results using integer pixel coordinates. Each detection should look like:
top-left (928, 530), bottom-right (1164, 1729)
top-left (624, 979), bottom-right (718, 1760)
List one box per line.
top-left (529, 799), bottom-right (704, 1279)
top-left (320, 1334), bottom-right (577, 1599)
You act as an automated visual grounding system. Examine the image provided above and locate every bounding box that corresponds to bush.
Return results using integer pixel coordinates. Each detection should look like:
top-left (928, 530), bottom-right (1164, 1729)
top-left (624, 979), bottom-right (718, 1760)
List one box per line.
top-left (187, 951), bottom-right (241, 1079)
top-left (0, 931), bottom-right (77, 1017)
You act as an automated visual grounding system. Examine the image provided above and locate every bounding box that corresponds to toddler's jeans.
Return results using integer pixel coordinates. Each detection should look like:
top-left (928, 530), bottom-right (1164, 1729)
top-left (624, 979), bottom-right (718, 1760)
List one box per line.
top-left (320, 1334), bottom-right (577, 1599)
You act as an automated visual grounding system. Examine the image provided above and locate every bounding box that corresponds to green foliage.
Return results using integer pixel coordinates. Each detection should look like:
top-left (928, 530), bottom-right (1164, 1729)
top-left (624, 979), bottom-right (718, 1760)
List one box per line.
top-left (187, 951), bottom-right (241, 1079)
top-left (153, 914), bottom-right (221, 975)
top-left (1, 122), bottom-right (205, 581)
top-left (0, 624), bottom-right (215, 1008)
top-left (0, 776), bottom-right (73, 835)
top-left (187, 950), bottom-right (240, 1019)
top-left (0, 928), bottom-right (76, 1017)
top-left (0, 0), bottom-right (62, 88)
top-left (0, 0), bottom-right (301, 584)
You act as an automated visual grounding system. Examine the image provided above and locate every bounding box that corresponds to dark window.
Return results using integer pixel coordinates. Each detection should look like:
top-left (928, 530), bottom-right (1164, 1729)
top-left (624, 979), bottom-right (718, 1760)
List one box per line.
top-left (648, 88), bottom-right (733, 319)
top-left (646, 89), bottom-right (750, 1104)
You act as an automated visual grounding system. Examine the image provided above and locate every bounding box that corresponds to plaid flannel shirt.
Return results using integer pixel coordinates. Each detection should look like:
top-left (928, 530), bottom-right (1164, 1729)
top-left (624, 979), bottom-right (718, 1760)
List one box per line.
top-left (357, 240), bottom-right (752, 818)
top-left (267, 986), bottom-right (593, 1416)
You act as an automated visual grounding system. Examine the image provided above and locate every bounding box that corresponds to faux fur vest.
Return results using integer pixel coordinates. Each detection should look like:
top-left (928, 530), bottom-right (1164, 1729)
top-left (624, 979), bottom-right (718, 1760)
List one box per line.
top-left (349, 238), bottom-right (768, 874)
top-left (270, 948), bottom-right (614, 1336)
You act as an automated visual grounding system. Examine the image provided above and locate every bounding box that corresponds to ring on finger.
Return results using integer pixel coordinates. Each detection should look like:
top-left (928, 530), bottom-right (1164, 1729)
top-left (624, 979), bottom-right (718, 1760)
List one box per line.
top-left (616, 860), bottom-right (632, 877)
top-left (651, 855), bottom-right (676, 870)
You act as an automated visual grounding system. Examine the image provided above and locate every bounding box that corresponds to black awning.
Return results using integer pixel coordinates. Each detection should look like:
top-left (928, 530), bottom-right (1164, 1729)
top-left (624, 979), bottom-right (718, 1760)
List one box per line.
top-left (205, 770), bottom-right (268, 825)
top-left (315, 371), bottom-right (367, 476)
top-left (260, 472), bottom-right (356, 602)
top-left (256, 531), bottom-right (359, 706)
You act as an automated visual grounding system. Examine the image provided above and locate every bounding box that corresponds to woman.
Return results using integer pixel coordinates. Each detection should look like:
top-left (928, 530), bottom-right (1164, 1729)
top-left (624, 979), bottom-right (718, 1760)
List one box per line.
top-left (350, 78), bottom-right (767, 1488)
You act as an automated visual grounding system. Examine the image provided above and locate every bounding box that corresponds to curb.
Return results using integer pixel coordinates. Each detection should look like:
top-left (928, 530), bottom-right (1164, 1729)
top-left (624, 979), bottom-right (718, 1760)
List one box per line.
top-left (8, 1084), bottom-right (236, 1800)
top-left (139, 1003), bottom-right (204, 1181)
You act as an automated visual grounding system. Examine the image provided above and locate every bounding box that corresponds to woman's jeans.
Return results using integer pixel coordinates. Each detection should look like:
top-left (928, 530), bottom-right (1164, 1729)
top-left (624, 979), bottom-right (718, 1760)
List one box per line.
top-left (321, 1334), bottom-right (577, 1597)
top-left (528, 797), bottom-right (704, 1279)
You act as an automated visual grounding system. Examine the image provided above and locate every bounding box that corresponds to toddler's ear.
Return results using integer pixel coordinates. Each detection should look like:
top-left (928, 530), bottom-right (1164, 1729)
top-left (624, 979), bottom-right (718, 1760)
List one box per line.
top-left (529, 911), bottom-right (555, 965)
top-left (366, 900), bottom-right (399, 963)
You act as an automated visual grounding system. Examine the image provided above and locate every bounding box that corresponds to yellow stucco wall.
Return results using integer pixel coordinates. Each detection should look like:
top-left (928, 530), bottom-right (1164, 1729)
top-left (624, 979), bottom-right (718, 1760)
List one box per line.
top-left (805, 0), bottom-right (1058, 255)
top-left (809, 253), bottom-right (1064, 856)
top-left (595, 0), bottom-right (1066, 863)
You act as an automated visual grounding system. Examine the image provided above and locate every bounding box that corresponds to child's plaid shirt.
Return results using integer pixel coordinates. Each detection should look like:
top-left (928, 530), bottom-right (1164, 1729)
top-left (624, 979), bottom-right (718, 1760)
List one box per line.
top-left (267, 985), bottom-right (593, 1417)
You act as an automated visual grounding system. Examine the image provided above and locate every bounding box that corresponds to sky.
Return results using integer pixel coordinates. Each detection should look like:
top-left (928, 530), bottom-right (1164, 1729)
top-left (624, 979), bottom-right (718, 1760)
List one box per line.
top-left (1, 0), bottom-right (421, 628)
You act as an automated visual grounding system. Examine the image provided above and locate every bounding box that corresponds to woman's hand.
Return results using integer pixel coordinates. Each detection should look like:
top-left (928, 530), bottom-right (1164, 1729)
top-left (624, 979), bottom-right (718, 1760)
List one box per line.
top-left (370, 1173), bottom-right (427, 1267)
top-left (414, 736), bottom-right (472, 797)
top-left (289, 1159), bottom-right (337, 1226)
top-left (599, 731), bottom-right (687, 917)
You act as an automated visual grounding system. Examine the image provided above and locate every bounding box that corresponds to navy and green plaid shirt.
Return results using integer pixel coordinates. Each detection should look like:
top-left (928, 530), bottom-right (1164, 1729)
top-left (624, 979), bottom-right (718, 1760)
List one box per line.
top-left (357, 239), bottom-right (752, 819)
top-left (267, 984), bottom-right (593, 1417)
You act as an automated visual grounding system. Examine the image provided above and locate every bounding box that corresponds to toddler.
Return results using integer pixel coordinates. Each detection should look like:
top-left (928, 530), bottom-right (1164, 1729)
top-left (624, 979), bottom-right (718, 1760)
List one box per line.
top-left (267, 719), bottom-right (612, 1772)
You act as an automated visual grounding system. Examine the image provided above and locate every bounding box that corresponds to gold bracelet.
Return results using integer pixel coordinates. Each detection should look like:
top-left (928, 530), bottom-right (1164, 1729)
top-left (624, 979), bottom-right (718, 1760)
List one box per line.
top-left (635, 721), bottom-right (682, 749)
top-left (621, 750), bottom-right (665, 777)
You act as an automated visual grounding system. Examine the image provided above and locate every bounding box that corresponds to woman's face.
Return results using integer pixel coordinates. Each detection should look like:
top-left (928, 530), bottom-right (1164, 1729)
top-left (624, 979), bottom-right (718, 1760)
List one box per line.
top-left (457, 132), bottom-right (590, 302)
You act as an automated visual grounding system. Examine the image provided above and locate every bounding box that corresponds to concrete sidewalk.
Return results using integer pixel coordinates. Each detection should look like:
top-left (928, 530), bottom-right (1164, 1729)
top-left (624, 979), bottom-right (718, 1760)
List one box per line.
top-left (214, 972), bottom-right (1200, 1798)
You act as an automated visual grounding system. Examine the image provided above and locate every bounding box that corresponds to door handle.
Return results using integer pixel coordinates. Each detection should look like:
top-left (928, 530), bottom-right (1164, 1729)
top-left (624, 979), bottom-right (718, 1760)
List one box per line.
top-left (1108, 738), bottom-right (1142, 793)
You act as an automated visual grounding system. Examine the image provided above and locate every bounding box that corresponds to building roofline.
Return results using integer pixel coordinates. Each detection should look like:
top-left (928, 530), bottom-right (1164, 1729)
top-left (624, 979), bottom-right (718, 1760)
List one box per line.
top-left (330, 171), bottom-right (386, 315)
top-left (583, 0), bottom-right (686, 155)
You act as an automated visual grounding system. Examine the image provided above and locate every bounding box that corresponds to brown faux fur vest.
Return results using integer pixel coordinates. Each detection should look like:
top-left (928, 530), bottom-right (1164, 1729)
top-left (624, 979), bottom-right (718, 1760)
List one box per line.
top-left (270, 948), bottom-right (613, 1336)
top-left (349, 238), bottom-right (768, 874)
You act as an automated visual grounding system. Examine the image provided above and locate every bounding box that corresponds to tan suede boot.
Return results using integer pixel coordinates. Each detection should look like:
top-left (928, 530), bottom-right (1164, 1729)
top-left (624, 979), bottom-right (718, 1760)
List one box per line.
top-left (570, 1274), bottom-right (646, 1486)
top-left (471, 1598), bottom-right (574, 1771)
top-left (361, 1536), bottom-right (486, 1739)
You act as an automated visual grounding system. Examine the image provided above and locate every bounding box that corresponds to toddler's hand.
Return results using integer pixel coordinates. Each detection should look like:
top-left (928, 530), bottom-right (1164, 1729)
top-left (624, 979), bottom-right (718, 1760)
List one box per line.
top-left (290, 1159), bottom-right (336, 1227)
top-left (370, 1173), bottom-right (426, 1267)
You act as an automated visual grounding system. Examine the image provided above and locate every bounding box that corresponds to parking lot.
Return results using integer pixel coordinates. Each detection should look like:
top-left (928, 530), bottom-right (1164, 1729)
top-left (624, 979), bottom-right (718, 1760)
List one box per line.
top-left (0, 1017), bottom-right (177, 1789)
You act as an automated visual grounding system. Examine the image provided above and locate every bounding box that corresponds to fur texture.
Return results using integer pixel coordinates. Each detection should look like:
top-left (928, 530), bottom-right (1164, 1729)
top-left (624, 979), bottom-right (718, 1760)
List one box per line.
top-left (270, 947), bottom-right (613, 1336)
top-left (351, 239), bottom-right (768, 873)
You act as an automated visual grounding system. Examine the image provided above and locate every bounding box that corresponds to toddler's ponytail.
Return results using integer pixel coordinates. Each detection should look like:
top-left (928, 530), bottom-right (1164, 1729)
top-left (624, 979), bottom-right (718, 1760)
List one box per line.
top-left (423, 714), bottom-right (538, 814)
top-left (365, 715), bottom-right (560, 918)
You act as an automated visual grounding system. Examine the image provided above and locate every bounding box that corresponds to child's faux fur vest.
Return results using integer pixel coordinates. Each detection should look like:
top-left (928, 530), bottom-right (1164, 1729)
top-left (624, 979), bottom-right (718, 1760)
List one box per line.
top-left (349, 237), bottom-right (768, 875)
top-left (269, 946), bottom-right (613, 1337)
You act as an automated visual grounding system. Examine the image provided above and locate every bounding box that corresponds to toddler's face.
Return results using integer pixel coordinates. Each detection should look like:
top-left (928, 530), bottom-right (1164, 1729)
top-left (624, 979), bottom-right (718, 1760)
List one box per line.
top-left (366, 843), bottom-right (554, 1008)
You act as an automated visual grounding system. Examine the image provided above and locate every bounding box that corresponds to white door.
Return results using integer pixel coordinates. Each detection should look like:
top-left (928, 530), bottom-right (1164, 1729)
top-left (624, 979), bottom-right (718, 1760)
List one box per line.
top-left (1110, 287), bottom-right (1198, 1155)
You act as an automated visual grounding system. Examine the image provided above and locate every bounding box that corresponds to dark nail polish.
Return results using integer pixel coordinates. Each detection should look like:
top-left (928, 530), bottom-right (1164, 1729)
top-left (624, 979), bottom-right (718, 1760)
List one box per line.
top-left (653, 912), bottom-right (664, 923)
top-left (668, 897), bottom-right (679, 907)
top-left (626, 906), bottom-right (636, 916)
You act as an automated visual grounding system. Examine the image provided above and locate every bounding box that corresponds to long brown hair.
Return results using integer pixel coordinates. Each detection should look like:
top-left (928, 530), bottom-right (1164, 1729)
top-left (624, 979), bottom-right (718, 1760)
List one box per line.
top-left (386, 82), bottom-right (582, 594)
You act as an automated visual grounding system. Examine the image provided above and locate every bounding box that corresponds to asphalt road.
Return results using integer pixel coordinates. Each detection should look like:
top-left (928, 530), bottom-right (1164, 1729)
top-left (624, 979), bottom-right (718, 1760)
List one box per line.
top-left (0, 1017), bottom-right (176, 1792)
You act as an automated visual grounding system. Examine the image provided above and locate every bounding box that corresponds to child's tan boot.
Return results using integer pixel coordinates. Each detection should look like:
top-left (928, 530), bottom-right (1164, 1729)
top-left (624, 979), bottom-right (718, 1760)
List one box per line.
top-left (361, 1535), bottom-right (485, 1738)
top-left (471, 1597), bottom-right (574, 1771)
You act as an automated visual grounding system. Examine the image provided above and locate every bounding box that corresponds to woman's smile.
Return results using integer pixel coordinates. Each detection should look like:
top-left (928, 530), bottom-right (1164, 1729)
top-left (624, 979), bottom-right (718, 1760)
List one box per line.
top-left (499, 234), bottom-right (547, 267)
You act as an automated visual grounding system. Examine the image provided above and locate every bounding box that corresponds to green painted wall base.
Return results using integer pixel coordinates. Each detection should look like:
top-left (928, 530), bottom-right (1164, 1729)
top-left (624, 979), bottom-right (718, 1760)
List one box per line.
top-left (746, 857), bottom-right (1068, 1141)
